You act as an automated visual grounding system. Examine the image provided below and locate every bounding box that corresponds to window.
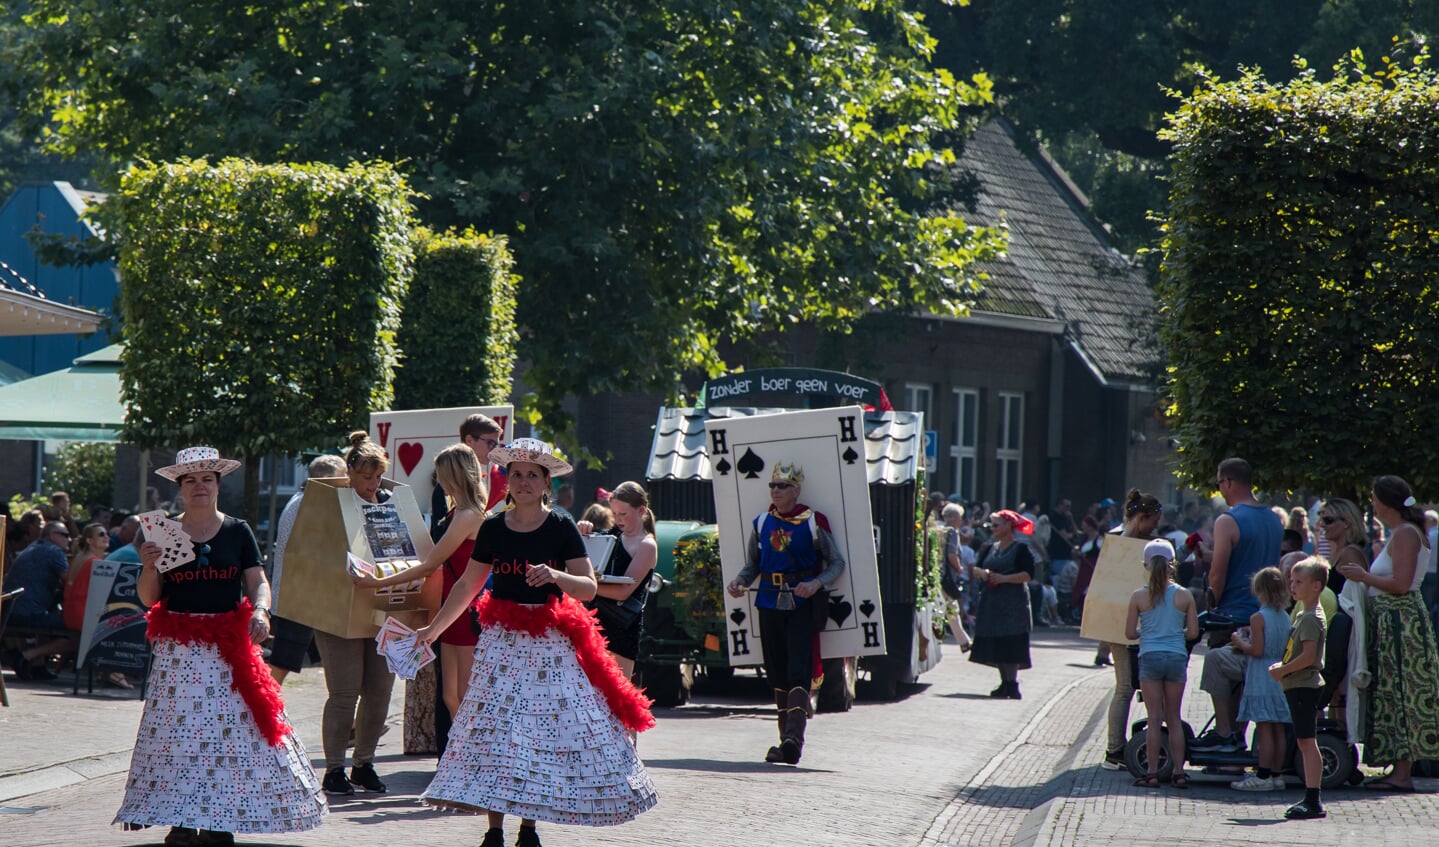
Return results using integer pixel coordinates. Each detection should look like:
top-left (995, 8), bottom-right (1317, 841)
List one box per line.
top-left (995, 392), bottom-right (1023, 507)
top-left (259, 454), bottom-right (303, 496)
top-left (949, 388), bottom-right (979, 501)
top-left (902, 382), bottom-right (933, 427)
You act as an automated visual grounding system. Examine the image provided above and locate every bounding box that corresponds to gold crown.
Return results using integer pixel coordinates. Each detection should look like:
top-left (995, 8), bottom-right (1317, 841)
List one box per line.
top-left (771, 462), bottom-right (804, 486)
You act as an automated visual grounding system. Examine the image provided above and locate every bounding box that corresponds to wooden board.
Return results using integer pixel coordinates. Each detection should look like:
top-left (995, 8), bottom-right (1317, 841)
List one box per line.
top-left (1079, 534), bottom-right (1148, 645)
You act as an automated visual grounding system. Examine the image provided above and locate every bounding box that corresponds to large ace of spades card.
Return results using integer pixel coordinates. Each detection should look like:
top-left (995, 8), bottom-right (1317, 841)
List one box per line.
top-left (706, 406), bottom-right (886, 666)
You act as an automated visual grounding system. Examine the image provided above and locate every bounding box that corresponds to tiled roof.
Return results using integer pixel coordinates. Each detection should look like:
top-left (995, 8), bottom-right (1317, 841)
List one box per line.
top-left (961, 120), bottom-right (1157, 382)
top-left (647, 407), bottom-right (922, 486)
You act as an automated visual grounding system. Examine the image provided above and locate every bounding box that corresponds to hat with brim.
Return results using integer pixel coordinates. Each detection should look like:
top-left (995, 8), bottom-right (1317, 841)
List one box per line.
top-left (155, 446), bottom-right (243, 482)
top-left (488, 437), bottom-right (573, 477)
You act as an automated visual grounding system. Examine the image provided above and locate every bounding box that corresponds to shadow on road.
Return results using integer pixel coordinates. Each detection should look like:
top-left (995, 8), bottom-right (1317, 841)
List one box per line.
top-left (642, 757), bottom-right (835, 775)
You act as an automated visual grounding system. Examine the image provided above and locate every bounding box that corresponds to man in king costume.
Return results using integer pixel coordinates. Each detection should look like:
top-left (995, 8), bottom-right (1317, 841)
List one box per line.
top-left (727, 462), bottom-right (846, 765)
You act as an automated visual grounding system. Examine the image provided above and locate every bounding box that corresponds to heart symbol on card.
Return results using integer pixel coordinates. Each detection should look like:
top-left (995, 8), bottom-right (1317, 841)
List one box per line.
top-left (729, 607), bottom-right (746, 626)
top-left (828, 595), bottom-right (853, 627)
top-left (860, 599), bottom-right (876, 619)
top-left (397, 442), bottom-right (424, 476)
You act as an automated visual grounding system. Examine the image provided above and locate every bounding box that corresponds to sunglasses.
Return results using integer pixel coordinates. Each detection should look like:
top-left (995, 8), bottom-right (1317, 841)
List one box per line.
top-left (1319, 515), bottom-right (1341, 525)
top-left (768, 482), bottom-right (795, 490)
top-left (195, 543), bottom-right (211, 566)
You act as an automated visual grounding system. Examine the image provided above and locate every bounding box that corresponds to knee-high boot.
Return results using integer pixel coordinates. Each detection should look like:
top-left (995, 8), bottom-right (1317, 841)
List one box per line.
top-left (764, 689), bottom-right (788, 763)
top-left (781, 686), bottom-right (811, 765)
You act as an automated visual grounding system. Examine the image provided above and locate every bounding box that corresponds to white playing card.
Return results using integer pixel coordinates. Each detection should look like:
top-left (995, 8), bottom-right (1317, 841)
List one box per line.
top-left (369, 405), bottom-right (515, 494)
top-left (139, 509), bottom-right (197, 573)
top-left (372, 616), bottom-right (436, 679)
top-left (706, 406), bottom-right (887, 666)
top-left (346, 552), bottom-right (377, 579)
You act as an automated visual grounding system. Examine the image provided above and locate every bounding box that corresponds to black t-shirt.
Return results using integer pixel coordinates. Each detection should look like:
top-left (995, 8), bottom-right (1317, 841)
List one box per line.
top-left (161, 516), bottom-right (262, 613)
top-left (472, 510), bottom-right (587, 604)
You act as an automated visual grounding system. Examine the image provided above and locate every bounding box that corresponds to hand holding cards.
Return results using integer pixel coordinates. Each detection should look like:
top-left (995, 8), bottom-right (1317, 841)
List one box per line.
top-left (138, 509), bottom-right (195, 573)
top-left (374, 616), bottom-right (436, 680)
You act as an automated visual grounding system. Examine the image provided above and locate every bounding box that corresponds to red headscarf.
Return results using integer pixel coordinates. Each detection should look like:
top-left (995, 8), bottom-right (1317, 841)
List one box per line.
top-left (992, 509), bottom-right (1035, 536)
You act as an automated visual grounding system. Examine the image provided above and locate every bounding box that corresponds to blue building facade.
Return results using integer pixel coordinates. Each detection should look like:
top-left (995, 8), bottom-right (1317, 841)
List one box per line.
top-left (0, 182), bottom-right (118, 377)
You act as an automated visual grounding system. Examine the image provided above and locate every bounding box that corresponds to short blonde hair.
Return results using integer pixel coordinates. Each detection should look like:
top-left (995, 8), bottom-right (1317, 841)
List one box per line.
top-left (1291, 556), bottom-right (1331, 587)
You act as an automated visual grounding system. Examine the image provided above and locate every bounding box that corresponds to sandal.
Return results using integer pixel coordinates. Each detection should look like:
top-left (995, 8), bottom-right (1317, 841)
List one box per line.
top-left (1171, 772), bottom-right (1190, 789)
top-left (1133, 775), bottom-right (1161, 788)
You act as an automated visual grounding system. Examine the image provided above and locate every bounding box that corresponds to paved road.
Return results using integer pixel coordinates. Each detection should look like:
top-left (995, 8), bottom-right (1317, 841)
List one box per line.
top-left (3, 630), bottom-right (1435, 846)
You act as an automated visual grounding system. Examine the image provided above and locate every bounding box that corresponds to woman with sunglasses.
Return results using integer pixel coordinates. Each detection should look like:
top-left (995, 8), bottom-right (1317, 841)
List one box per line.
top-left (117, 447), bottom-right (325, 847)
top-left (1314, 498), bottom-right (1367, 724)
top-left (63, 522), bottom-right (132, 689)
top-left (969, 509), bottom-right (1037, 699)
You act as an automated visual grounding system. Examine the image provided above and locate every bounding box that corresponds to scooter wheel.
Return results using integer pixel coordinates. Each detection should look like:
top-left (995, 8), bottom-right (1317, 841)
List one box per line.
top-left (1124, 728), bottom-right (1174, 781)
top-left (1316, 732), bottom-right (1358, 790)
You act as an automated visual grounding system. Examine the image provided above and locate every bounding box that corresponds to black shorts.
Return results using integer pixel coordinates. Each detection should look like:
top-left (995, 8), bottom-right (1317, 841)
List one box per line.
top-left (266, 615), bottom-right (314, 673)
top-left (1284, 686), bottom-right (1321, 738)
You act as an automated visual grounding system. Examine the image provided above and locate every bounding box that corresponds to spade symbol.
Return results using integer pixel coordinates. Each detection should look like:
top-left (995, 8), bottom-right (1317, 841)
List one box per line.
top-left (714, 456), bottom-right (732, 476)
top-left (735, 447), bottom-right (766, 479)
top-left (828, 594), bottom-right (853, 627)
top-left (842, 445), bottom-right (859, 465)
top-left (859, 599), bottom-right (876, 619)
top-left (729, 607), bottom-right (747, 626)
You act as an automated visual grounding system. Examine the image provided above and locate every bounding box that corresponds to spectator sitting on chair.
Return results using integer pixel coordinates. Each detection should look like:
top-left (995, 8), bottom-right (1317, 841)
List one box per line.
top-left (2, 521), bottom-right (80, 680)
top-left (107, 517), bottom-right (144, 563)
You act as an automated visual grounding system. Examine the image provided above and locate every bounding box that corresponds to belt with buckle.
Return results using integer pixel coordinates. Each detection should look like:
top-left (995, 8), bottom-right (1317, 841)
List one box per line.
top-left (765, 567), bottom-right (821, 586)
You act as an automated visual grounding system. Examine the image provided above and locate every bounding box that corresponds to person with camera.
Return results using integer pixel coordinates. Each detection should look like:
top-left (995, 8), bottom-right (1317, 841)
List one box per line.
top-left (578, 481), bottom-right (657, 682)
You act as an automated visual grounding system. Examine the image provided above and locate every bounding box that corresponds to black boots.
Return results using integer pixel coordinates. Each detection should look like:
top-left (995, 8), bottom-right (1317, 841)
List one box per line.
top-left (764, 686), bottom-right (812, 764)
top-left (989, 680), bottom-right (1021, 699)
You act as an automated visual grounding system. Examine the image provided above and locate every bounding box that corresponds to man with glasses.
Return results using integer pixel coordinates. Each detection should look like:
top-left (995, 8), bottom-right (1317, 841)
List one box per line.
top-left (727, 462), bottom-right (847, 765)
top-left (2, 521), bottom-right (79, 679)
top-left (1192, 457), bottom-right (1283, 752)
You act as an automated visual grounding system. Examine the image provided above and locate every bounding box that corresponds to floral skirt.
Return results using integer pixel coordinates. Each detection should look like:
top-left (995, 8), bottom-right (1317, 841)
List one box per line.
top-left (422, 598), bottom-right (658, 826)
top-left (114, 636), bottom-right (327, 833)
top-left (1364, 591), bottom-right (1439, 765)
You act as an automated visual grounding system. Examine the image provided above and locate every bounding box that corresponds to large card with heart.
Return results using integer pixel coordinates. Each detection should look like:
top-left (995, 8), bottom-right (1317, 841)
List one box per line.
top-left (370, 405), bottom-right (515, 496)
top-left (706, 406), bottom-right (885, 665)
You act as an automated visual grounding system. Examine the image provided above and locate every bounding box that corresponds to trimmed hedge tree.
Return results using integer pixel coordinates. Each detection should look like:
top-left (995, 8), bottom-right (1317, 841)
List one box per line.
top-left (1158, 51), bottom-right (1439, 495)
top-left (115, 158), bottom-right (414, 518)
top-left (393, 228), bottom-right (519, 409)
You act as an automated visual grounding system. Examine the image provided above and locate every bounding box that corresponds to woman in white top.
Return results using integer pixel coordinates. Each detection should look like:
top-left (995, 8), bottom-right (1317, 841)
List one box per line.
top-left (1337, 475), bottom-right (1439, 791)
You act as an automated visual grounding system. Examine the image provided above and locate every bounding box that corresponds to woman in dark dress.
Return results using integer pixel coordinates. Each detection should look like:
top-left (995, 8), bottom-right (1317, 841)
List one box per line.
top-left (415, 439), bottom-right (657, 847)
top-left (969, 509), bottom-right (1035, 700)
top-left (115, 447), bottom-right (325, 847)
top-left (579, 480), bottom-right (658, 680)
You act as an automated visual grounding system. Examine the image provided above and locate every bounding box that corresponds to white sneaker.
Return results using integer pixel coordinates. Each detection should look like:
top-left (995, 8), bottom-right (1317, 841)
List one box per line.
top-left (1270, 776), bottom-right (1287, 790)
top-left (1230, 774), bottom-right (1278, 792)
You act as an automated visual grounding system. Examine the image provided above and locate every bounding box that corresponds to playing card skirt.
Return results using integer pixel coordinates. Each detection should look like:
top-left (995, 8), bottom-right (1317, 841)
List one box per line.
top-left (115, 601), bottom-right (327, 834)
top-left (422, 594), bottom-right (658, 825)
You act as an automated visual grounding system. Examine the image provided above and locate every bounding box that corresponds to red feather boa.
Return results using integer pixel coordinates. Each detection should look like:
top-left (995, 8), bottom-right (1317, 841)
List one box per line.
top-left (475, 593), bottom-right (656, 732)
top-left (145, 600), bottom-right (293, 746)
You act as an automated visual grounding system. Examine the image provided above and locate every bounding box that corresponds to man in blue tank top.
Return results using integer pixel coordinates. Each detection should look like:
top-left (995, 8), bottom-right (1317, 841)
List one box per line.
top-left (727, 462), bottom-right (846, 765)
top-left (1193, 457), bottom-right (1283, 751)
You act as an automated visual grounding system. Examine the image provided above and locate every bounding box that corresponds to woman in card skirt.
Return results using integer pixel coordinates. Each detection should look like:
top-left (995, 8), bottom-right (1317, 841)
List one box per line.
top-left (415, 439), bottom-right (657, 847)
top-left (114, 448), bottom-right (326, 847)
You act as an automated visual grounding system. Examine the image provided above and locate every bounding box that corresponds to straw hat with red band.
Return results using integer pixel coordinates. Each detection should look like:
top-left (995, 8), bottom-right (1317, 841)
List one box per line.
top-left (991, 509), bottom-right (1034, 536)
top-left (487, 437), bottom-right (573, 477)
top-left (155, 446), bottom-right (243, 482)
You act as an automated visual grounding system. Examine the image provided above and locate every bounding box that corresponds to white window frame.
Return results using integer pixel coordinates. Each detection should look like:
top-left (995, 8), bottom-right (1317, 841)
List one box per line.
top-left (949, 388), bottom-right (979, 501)
top-left (995, 392), bottom-right (1023, 507)
top-left (902, 382), bottom-right (933, 427)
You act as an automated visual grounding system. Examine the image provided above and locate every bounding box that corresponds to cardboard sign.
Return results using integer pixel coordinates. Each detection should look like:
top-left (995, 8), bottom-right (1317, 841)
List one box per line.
top-left (75, 559), bottom-right (150, 673)
top-left (706, 406), bottom-right (886, 665)
top-left (273, 478), bottom-right (441, 638)
top-left (1078, 534), bottom-right (1149, 645)
top-left (370, 405), bottom-right (515, 498)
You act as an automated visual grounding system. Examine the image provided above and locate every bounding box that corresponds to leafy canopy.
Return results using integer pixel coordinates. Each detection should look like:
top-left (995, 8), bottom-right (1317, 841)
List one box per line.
top-left (1158, 47), bottom-right (1439, 495)
top-left (115, 158), bottom-right (413, 460)
top-left (3, 0), bottom-right (1004, 450)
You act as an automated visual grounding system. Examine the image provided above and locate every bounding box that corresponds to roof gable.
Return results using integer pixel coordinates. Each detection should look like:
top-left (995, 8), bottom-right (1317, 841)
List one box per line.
top-left (961, 120), bottom-right (1157, 383)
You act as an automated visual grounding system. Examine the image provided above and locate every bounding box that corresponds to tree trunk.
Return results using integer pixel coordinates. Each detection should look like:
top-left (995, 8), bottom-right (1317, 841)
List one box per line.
top-left (243, 456), bottom-right (261, 524)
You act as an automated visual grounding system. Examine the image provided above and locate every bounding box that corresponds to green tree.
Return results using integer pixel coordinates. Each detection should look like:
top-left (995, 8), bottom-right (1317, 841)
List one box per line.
top-left (1158, 50), bottom-right (1439, 495)
top-left (41, 442), bottom-right (117, 512)
top-left (394, 229), bottom-right (519, 410)
top-left (923, 1), bottom-right (1439, 252)
top-left (3, 0), bottom-right (1004, 451)
top-left (115, 159), bottom-right (414, 519)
